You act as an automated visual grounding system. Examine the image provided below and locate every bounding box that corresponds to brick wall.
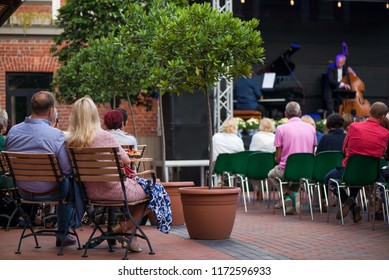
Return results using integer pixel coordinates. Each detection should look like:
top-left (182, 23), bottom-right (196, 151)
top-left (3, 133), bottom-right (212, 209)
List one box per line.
top-left (0, 1), bottom-right (159, 138)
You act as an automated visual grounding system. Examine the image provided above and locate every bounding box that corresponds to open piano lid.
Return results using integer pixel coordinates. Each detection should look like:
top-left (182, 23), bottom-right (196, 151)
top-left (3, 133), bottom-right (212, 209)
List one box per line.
top-left (257, 43), bottom-right (301, 76)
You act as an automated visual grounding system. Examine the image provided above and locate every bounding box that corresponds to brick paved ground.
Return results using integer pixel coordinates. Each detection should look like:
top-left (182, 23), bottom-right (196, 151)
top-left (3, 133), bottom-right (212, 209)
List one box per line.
top-left (0, 198), bottom-right (388, 260)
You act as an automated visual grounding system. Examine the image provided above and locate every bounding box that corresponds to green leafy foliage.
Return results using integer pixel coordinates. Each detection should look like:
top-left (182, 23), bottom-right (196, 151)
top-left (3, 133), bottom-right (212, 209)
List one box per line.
top-left (152, 3), bottom-right (265, 95)
top-left (51, 0), bottom-right (188, 62)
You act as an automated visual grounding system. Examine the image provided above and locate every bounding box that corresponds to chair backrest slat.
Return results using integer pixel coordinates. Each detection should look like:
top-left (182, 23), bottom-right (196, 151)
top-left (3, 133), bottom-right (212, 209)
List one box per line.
top-left (68, 147), bottom-right (124, 184)
top-left (2, 151), bottom-right (63, 183)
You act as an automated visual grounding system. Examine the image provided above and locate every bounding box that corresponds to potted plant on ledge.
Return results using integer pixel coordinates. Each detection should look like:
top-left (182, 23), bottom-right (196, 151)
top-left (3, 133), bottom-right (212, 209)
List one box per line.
top-left (152, 3), bottom-right (264, 239)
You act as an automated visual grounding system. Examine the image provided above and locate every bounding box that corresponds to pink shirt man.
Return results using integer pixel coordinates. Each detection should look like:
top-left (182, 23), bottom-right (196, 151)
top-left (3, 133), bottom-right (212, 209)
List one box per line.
top-left (275, 117), bottom-right (317, 169)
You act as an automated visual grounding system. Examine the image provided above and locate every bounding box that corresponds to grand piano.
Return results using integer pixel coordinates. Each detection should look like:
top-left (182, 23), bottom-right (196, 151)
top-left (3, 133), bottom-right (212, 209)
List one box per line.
top-left (254, 44), bottom-right (305, 119)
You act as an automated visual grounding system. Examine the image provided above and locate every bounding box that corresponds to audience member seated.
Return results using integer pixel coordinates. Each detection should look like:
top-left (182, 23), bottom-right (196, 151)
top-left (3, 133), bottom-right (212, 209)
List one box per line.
top-left (212, 117), bottom-right (244, 163)
top-left (267, 102), bottom-right (317, 214)
top-left (324, 102), bottom-right (389, 223)
top-left (66, 96), bottom-right (171, 251)
top-left (5, 91), bottom-right (76, 246)
top-left (104, 109), bottom-right (138, 150)
top-left (316, 113), bottom-right (346, 154)
top-left (0, 107), bottom-right (14, 196)
top-left (342, 113), bottom-right (353, 133)
top-left (301, 115), bottom-right (323, 144)
top-left (0, 107), bottom-right (8, 152)
top-left (315, 113), bottom-right (346, 211)
top-left (249, 117), bottom-right (276, 153)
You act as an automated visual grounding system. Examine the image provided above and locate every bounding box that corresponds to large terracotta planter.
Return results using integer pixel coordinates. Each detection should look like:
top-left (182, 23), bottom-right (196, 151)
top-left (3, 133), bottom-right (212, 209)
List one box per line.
top-left (162, 181), bottom-right (194, 225)
top-left (178, 186), bottom-right (241, 240)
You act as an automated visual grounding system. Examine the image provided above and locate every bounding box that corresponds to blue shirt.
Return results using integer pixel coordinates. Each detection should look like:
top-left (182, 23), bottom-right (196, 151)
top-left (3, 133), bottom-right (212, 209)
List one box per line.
top-left (5, 117), bottom-right (72, 193)
top-left (233, 76), bottom-right (262, 110)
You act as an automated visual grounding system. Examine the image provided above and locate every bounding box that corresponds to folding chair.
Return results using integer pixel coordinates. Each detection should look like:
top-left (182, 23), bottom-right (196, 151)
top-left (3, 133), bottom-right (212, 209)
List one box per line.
top-left (211, 153), bottom-right (235, 187)
top-left (2, 151), bottom-right (81, 255)
top-left (245, 152), bottom-right (275, 206)
top-left (274, 153), bottom-right (315, 217)
top-left (0, 153), bottom-right (18, 230)
top-left (232, 150), bottom-right (256, 212)
top-left (67, 146), bottom-right (155, 260)
top-left (305, 151), bottom-right (345, 220)
top-left (328, 154), bottom-right (380, 226)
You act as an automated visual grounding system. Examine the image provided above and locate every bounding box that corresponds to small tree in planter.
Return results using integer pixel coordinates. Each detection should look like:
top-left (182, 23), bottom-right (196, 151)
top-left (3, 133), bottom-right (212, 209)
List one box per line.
top-left (152, 3), bottom-right (265, 188)
top-left (151, 3), bottom-right (264, 239)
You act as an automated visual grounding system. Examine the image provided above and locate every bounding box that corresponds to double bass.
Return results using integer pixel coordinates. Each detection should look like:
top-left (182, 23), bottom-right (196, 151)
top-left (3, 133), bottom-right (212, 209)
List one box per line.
top-left (340, 42), bottom-right (371, 116)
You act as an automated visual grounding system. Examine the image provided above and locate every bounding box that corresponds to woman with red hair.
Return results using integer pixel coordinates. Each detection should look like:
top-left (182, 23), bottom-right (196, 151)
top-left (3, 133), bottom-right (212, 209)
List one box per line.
top-left (104, 109), bottom-right (137, 150)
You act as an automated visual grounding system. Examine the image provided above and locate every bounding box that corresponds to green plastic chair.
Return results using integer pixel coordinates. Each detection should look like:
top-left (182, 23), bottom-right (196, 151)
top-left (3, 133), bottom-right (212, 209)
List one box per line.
top-left (212, 153), bottom-right (235, 187)
top-left (307, 151), bottom-right (345, 220)
top-left (328, 154), bottom-right (380, 225)
top-left (232, 150), bottom-right (256, 212)
top-left (275, 153), bottom-right (315, 217)
top-left (245, 152), bottom-right (275, 205)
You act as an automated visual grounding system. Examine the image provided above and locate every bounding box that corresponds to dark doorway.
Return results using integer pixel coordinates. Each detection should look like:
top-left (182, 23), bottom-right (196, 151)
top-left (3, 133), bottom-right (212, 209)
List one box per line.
top-left (6, 73), bottom-right (53, 125)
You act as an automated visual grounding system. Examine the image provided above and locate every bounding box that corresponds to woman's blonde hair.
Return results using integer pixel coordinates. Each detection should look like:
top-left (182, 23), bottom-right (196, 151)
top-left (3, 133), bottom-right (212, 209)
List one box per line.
top-left (301, 115), bottom-right (316, 128)
top-left (259, 117), bottom-right (275, 132)
top-left (66, 96), bottom-right (102, 148)
top-left (221, 117), bottom-right (238, 134)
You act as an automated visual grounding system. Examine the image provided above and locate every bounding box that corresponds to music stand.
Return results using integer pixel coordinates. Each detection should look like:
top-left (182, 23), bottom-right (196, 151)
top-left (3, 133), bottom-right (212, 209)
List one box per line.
top-left (332, 89), bottom-right (356, 99)
top-left (333, 89), bottom-right (356, 115)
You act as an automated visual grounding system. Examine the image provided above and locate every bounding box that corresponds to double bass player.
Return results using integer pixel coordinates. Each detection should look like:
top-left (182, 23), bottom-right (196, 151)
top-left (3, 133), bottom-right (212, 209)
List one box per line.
top-left (323, 53), bottom-right (356, 115)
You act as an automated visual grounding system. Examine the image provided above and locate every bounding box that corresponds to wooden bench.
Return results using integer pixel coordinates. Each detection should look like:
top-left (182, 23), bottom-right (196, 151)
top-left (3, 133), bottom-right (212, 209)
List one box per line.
top-left (233, 110), bottom-right (262, 120)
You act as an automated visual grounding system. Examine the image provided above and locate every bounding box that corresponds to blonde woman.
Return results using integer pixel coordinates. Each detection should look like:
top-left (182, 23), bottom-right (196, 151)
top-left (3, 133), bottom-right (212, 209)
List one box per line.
top-left (301, 115), bottom-right (323, 144)
top-left (249, 117), bottom-right (276, 153)
top-left (66, 96), bottom-right (171, 251)
top-left (212, 117), bottom-right (244, 162)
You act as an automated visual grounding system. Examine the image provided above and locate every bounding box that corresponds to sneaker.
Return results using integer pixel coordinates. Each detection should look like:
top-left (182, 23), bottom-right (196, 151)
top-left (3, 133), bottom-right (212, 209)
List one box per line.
top-left (336, 198), bottom-right (354, 220)
top-left (284, 196), bottom-right (294, 215)
top-left (352, 204), bottom-right (362, 223)
top-left (292, 191), bottom-right (301, 214)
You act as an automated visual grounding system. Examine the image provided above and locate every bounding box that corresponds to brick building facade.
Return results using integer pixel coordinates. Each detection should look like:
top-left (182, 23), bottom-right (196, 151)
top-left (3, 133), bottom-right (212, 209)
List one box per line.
top-left (0, 0), bottom-right (161, 158)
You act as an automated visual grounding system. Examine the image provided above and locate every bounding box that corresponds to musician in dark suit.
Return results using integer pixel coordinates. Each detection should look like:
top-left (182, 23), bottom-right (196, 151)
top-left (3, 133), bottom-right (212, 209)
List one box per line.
top-left (233, 73), bottom-right (266, 117)
top-left (323, 54), bottom-right (355, 115)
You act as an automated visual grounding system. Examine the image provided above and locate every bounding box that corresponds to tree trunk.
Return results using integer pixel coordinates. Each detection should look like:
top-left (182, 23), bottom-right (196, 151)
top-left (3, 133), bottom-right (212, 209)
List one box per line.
top-left (205, 87), bottom-right (213, 189)
top-left (126, 93), bottom-right (137, 138)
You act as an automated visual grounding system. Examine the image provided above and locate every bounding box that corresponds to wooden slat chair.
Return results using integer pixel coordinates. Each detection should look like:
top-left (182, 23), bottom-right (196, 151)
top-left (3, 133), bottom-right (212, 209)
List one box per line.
top-left (1, 151), bottom-right (81, 256)
top-left (122, 144), bottom-right (147, 172)
top-left (67, 146), bottom-right (155, 260)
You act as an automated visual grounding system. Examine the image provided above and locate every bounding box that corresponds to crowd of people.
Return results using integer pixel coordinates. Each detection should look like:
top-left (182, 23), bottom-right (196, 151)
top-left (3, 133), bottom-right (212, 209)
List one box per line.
top-left (0, 91), bottom-right (171, 252)
top-left (213, 99), bottom-right (389, 220)
top-left (1, 86), bottom-right (389, 252)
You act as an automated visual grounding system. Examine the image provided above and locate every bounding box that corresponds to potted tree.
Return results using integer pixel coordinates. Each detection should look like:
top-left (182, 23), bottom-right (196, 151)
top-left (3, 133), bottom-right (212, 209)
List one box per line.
top-left (151, 3), bottom-right (264, 239)
top-left (52, 2), bottom-right (196, 227)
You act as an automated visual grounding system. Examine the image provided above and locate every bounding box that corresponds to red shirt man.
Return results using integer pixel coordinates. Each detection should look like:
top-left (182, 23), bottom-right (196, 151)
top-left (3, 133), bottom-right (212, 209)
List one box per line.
top-left (326, 102), bottom-right (389, 223)
top-left (342, 117), bottom-right (389, 167)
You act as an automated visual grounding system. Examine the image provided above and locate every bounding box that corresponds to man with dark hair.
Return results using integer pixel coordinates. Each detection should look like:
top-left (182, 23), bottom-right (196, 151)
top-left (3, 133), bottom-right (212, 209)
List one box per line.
top-left (324, 102), bottom-right (389, 223)
top-left (5, 91), bottom-right (76, 246)
top-left (316, 113), bottom-right (346, 154)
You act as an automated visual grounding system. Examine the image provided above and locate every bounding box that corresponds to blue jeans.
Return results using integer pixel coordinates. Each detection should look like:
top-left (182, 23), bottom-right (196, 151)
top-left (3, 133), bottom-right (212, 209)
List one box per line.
top-left (18, 179), bottom-right (73, 239)
top-left (324, 167), bottom-right (360, 202)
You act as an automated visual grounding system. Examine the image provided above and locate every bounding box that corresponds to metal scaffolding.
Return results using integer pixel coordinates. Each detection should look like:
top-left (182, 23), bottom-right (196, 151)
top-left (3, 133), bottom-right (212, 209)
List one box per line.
top-left (212, 0), bottom-right (233, 134)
